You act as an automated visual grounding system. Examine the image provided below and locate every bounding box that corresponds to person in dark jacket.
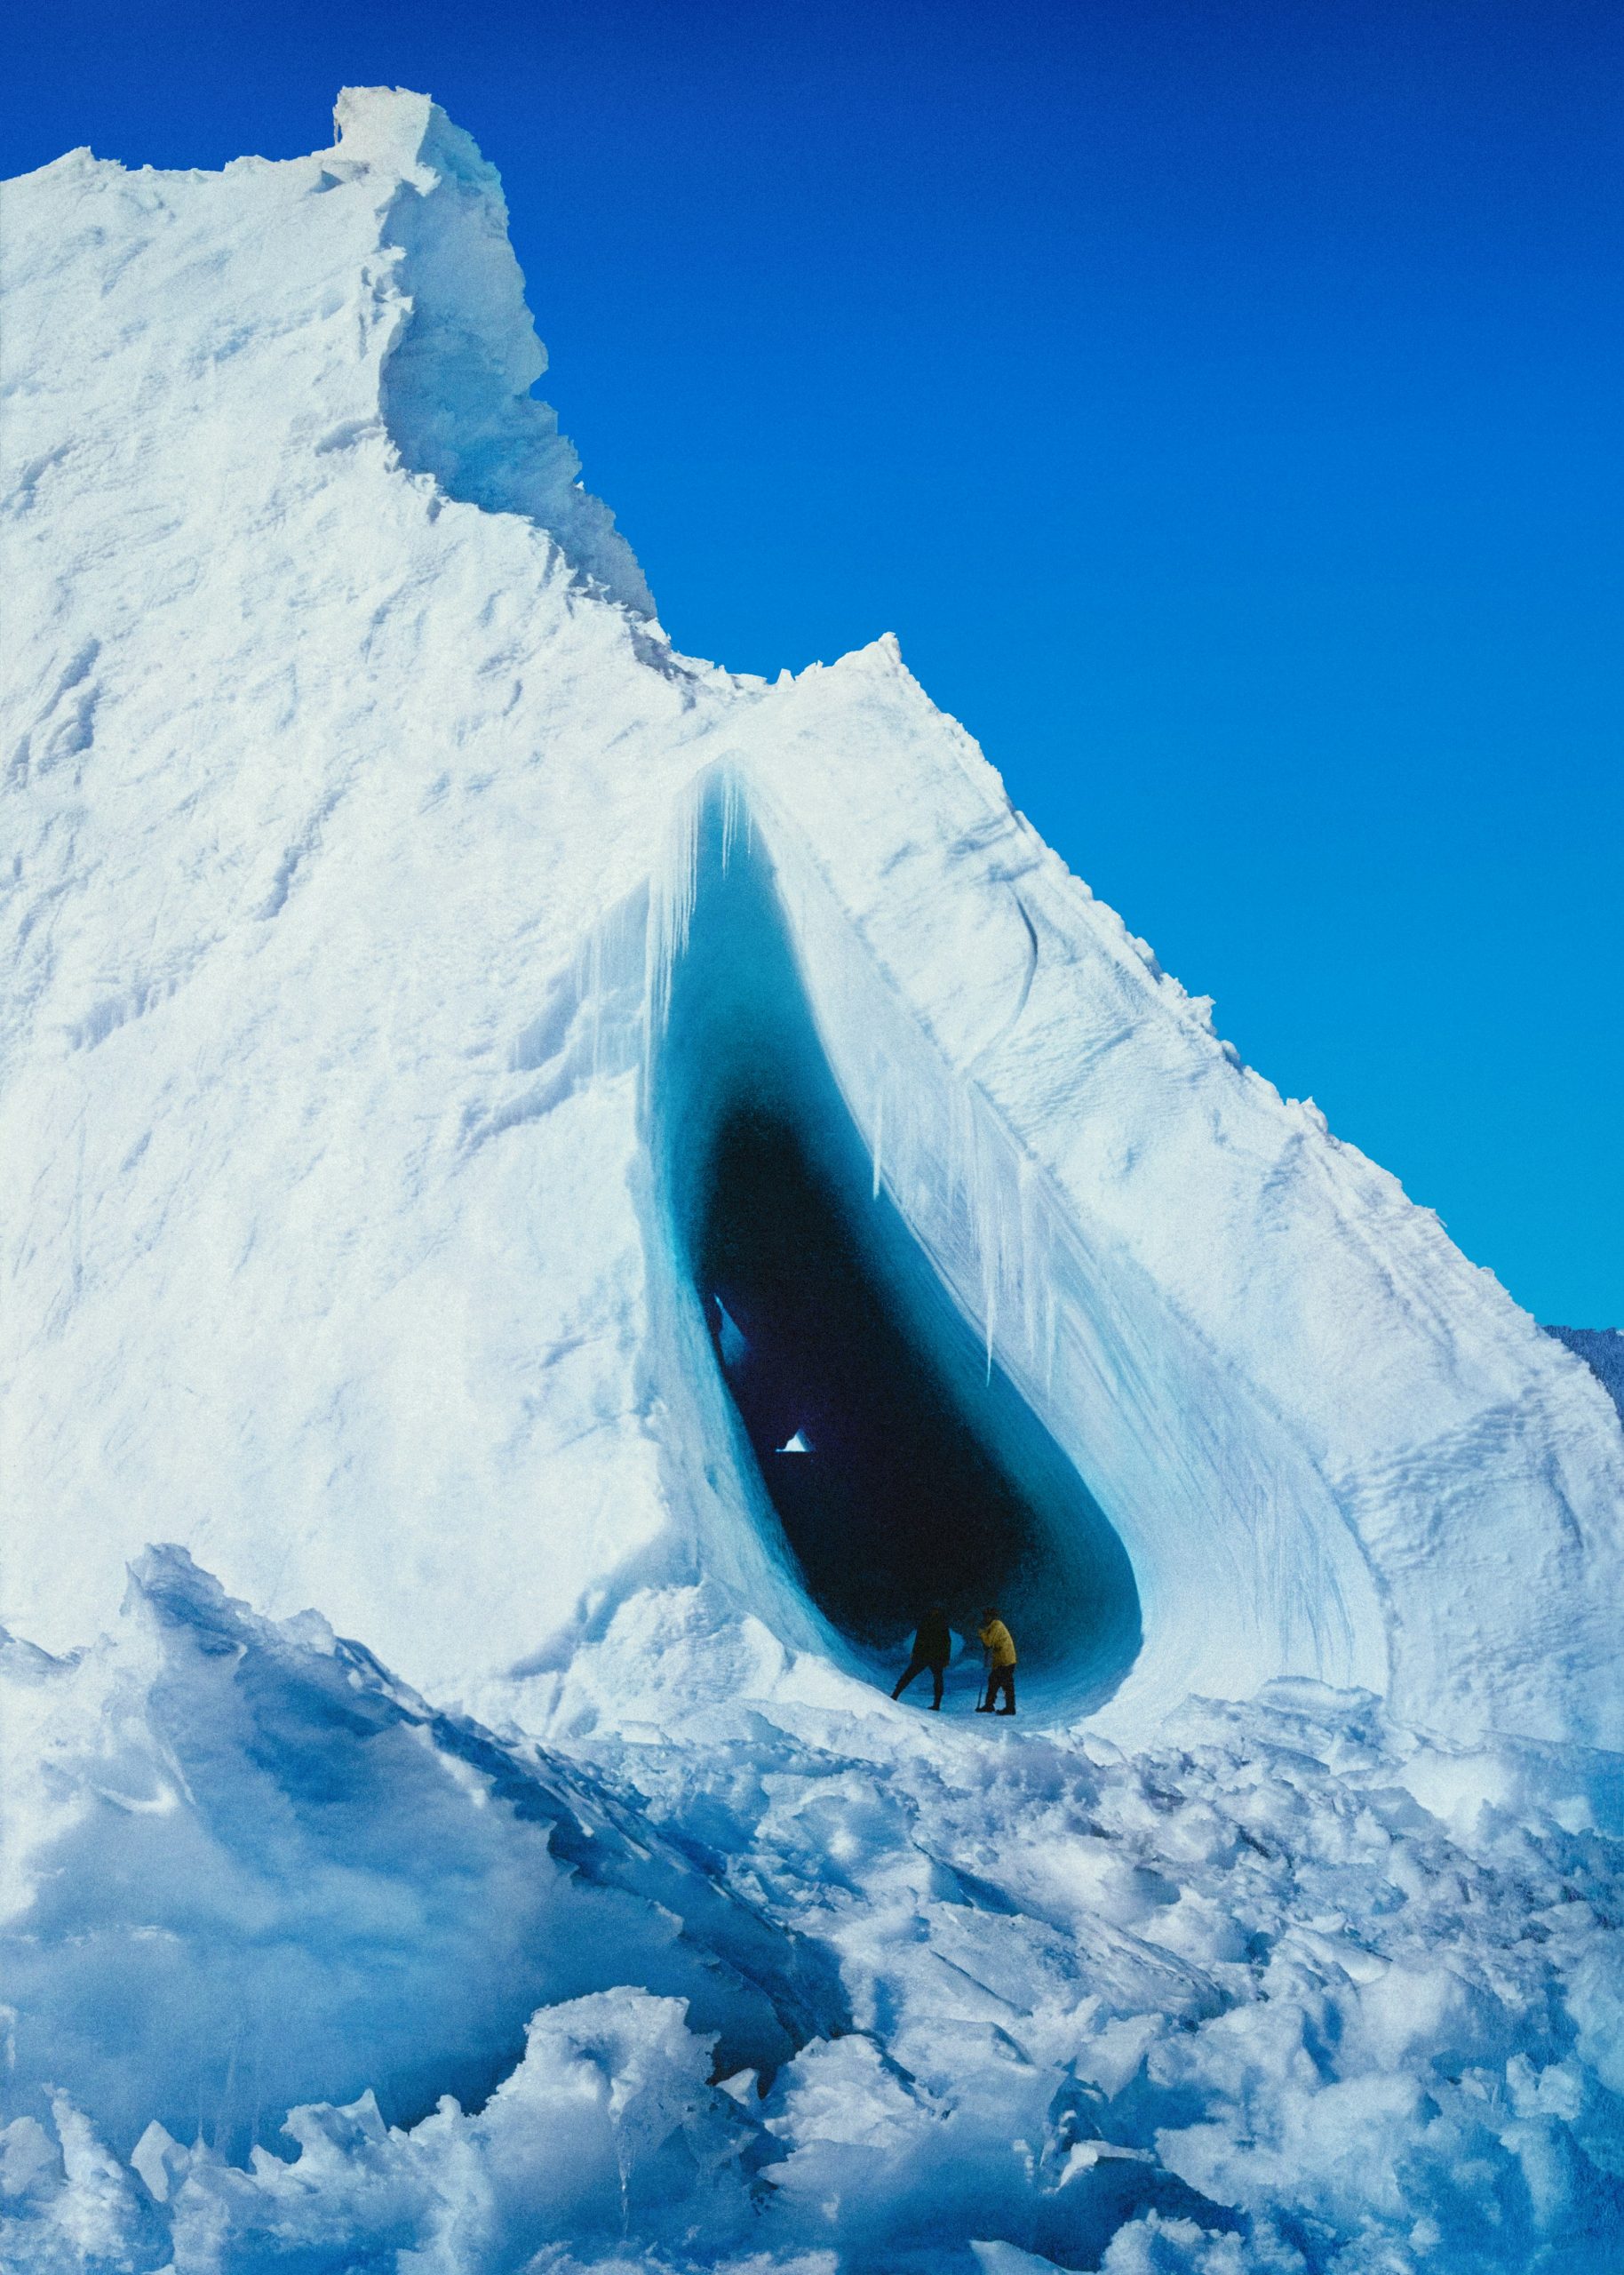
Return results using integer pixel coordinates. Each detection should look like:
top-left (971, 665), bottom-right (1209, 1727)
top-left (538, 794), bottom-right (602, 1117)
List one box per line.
top-left (892, 1608), bottom-right (952, 1709)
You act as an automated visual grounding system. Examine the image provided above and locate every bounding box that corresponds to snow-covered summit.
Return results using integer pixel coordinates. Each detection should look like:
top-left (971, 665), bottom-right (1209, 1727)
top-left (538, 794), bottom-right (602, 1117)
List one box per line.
top-left (3, 86), bottom-right (1620, 1749)
top-left (4, 84), bottom-right (649, 617)
top-left (335, 87), bottom-right (655, 614)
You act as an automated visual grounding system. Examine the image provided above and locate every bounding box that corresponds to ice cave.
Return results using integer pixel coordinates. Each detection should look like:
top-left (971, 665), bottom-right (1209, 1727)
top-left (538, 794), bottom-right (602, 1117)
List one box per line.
top-left (655, 798), bottom-right (1142, 1707)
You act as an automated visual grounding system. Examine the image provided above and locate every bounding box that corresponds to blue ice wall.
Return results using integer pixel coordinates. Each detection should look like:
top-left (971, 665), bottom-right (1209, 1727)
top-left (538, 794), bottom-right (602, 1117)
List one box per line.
top-left (653, 803), bottom-right (1142, 1709)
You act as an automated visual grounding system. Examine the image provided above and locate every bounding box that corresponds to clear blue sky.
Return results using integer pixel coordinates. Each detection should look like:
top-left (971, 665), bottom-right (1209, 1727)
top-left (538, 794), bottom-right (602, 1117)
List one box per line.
top-left (7, 1), bottom-right (1620, 1324)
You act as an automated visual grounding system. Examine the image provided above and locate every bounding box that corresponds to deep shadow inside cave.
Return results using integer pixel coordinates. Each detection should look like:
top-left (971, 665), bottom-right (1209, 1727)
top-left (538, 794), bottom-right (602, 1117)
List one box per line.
top-left (656, 795), bottom-right (1142, 1705)
top-left (702, 1106), bottom-right (1063, 1649)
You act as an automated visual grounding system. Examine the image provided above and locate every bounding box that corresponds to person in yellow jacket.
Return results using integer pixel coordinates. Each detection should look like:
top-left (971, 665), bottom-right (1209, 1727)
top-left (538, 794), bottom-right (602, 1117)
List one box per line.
top-left (975, 1609), bottom-right (1017, 1715)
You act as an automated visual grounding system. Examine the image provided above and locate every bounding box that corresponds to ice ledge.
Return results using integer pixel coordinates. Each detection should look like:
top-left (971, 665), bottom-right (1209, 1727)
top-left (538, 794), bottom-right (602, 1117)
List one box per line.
top-left (333, 85), bottom-right (492, 195)
top-left (329, 86), bottom-right (655, 619)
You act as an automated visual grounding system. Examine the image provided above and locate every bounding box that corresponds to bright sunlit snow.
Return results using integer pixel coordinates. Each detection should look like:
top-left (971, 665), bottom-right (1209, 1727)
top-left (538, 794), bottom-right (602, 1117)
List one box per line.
top-left (3, 86), bottom-right (1622, 2275)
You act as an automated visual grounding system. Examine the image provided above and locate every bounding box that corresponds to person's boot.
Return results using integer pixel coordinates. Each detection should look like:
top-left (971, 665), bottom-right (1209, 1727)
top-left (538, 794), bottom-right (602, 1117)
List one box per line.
top-left (996, 1706), bottom-right (1016, 1715)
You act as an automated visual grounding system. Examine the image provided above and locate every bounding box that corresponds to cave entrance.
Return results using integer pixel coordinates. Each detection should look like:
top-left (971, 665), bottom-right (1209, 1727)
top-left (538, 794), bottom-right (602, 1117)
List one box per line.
top-left (656, 800), bottom-right (1142, 1707)
top-left (703, 1105), bottom-right (1064, 1651)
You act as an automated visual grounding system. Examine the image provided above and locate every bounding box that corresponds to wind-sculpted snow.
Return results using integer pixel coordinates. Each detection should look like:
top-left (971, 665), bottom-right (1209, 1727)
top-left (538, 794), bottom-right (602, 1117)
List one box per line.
top-left (4, 1555), bottom-right (1623, 2271)
top-left (4, 84), bottom-right (1624, 2271)
top-left (347, 88), bottom-right (653, 616)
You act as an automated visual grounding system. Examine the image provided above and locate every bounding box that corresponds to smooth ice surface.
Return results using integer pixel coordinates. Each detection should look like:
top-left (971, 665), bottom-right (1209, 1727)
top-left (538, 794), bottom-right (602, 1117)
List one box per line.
top-left (4, 85), bottom-right (1624, 2272)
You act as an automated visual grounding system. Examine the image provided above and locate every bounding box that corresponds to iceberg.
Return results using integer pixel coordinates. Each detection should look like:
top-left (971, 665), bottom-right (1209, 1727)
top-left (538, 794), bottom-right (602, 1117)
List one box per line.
top-left (4, 84), bottom-right (1621, 2272)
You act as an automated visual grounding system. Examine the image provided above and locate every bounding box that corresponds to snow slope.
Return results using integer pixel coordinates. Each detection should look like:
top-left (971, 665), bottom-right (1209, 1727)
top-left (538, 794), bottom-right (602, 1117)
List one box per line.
top-left (4, 87), bottom-right (1623, 2272)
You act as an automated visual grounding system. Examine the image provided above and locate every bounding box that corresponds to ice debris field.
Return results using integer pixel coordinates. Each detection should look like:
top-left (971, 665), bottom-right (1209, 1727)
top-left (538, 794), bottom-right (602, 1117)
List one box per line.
top-left (3, 87), bottom-right (1623, 2275)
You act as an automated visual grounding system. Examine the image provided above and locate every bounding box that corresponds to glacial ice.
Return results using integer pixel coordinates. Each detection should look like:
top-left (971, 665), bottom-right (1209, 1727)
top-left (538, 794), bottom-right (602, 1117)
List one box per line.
top-left (3, 83), bottom-right (1622, 2274)
top-left (354, 87), bottom-right (652, 617)
top-left (0, 1550), bottom-right (844, 2166)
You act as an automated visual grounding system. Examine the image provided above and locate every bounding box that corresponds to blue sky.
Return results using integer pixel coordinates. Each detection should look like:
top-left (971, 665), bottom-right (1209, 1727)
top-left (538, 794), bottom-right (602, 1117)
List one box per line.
top-left (7, 1), bottom-right (1620, 1323)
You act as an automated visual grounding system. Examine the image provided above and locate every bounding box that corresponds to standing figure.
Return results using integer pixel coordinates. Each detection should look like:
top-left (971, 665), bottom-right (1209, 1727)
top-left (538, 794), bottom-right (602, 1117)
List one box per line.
top-left (976, 1608), bottom-right (1017, 1715)
top-left (892, 1608), bottom-right (952, 1710)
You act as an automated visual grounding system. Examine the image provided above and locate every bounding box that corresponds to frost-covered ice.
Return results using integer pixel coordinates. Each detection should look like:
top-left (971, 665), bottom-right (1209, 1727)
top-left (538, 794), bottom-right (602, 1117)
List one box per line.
top-left (3, 85), bottom-right (1622, 2273)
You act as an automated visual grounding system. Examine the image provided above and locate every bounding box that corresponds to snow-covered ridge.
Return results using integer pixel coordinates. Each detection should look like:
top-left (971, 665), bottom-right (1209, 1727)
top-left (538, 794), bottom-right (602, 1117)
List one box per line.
top-left (338, 88), bottom-right (653, 615)
top-left (2, 85), bottom-right (647, 621)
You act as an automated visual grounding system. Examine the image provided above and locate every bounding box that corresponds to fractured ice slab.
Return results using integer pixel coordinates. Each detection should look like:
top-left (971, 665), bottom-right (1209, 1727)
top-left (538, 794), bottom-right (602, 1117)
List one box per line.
top-left (0, 1547), bottom-right (845, 2162)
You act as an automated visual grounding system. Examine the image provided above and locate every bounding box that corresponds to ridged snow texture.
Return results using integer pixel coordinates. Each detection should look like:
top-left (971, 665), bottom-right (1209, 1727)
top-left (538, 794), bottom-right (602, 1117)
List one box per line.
top-left (4, 85), bottom-right (1624, 2273)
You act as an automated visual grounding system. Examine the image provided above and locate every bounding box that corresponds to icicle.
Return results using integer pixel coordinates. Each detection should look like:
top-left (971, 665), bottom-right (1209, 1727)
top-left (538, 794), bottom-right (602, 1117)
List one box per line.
top-left (720, 770), bottom-right (744, 874)
top-left (641, 783), bottom-right (703, 1081)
